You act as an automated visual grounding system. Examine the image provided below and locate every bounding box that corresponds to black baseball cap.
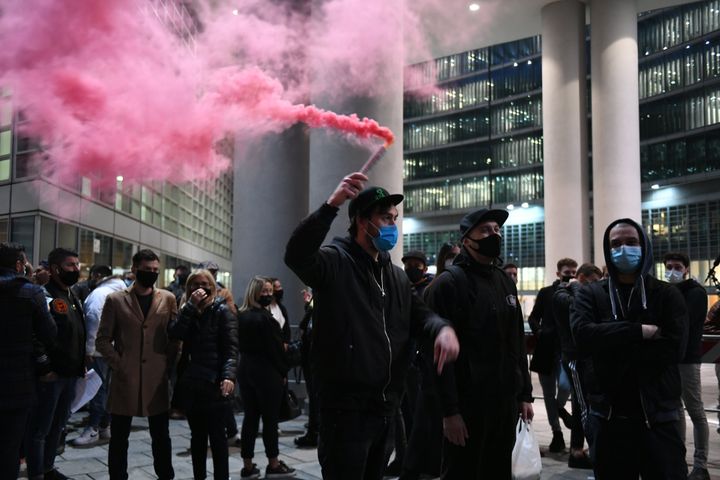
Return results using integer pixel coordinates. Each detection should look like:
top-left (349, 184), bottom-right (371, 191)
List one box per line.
top-left (459, 208), bottom-right (509, 238)
top-left (401, 250), bottom-right (428, 266)
top-left (348, 186), bottom-right (403, 219)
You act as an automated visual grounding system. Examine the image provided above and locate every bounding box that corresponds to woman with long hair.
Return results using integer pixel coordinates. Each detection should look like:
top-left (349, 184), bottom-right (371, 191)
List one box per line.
top-left (237, 276), bottom-right (295, 479)
top-left (168, 269), bottom-right (238, 480)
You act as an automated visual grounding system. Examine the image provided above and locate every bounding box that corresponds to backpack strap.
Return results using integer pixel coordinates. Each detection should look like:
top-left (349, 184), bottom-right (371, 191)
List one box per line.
top-left (444, 265), bottom-right (475, 325)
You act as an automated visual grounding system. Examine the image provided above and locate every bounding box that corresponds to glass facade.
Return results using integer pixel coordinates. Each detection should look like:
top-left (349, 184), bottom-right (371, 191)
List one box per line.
top-left (403, 0), bottom-right (720, 291)
top-left (404, 36), bottom-right (544, 215)
top-left (1, 93), bottom-right (232, 260)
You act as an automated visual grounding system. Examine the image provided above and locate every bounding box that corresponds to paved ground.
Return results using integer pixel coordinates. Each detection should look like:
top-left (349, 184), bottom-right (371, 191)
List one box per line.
top-left (18, 364), bottom-right (720, 479)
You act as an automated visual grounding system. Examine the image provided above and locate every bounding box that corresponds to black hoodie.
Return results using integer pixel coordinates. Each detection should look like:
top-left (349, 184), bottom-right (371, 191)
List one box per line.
top-left (285, 203), bottom-right (448, 415)
top-left (570, 218), bottom-right (688, 425)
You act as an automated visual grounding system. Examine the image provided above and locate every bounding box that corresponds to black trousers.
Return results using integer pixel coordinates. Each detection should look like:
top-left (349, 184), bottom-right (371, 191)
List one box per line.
top-left (318, 409), bottom-right (395, 480)
top-left (238, 361), bottom-right (283, 459)
top-left (562, 361), bottom-right (586, 450)
top-left (401, 390), bottom-right (442, 478)
top-left (441, 398), bottom-right (517, 480)
top-left (301, 357), bottom-right (319, 433)
top-left (109, 413), bottom-right (174, 480)
top-left (588, 415), bottom-right (686, 480)
top-left (0, 406), bottom-right (30, 480)
top-left (187, 407), bottom-right (228, 480)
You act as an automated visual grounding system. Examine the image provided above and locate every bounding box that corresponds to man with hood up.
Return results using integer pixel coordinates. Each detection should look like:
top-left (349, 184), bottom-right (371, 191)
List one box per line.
top-left (570, 218), bottom-right (688, 479)
top-left (285, 171), bottom-right (459, 480)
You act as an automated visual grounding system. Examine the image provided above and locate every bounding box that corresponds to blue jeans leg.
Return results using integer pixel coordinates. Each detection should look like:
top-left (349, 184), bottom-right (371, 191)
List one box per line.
top-left (26, 377), bottom-right (77, 478)
top-left (88, 358), bottom-right (111, 428)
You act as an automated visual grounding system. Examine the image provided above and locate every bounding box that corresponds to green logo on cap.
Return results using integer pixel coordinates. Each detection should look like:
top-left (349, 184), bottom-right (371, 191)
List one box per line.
top-left (375, 188), bottom-right (387, 200)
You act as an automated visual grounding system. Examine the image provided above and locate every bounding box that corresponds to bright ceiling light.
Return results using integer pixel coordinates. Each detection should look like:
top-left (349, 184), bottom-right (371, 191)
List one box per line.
top-left (468, 3), bottom-right (480, 12)
top-left (521, 202), bottom-right (529, 208)
top-left (507, 204), bottom-right (515, 210)
top-left (651, 184), bottom-right (660, 190)
top-left (232, 8), bottom-right (239, 15)
top-left (116, 175), bottom-right (124, 182)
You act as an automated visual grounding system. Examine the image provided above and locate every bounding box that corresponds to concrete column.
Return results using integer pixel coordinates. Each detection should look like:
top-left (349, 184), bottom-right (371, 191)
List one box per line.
top-left (590, 0), bottom-right (642, 264)
top-left (231, 125), bottom-right (310, 321)
top-left (541, 0), bottom-right (590, 284)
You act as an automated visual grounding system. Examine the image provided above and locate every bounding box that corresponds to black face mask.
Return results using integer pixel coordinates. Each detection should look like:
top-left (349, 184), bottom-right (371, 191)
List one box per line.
top-left (466, 234), bottom-right (502, 258)
top-left (57, 269), bottom-right (80, 287)
top-left (135, 270), bottom-right (158, 288)
top-left (274, 289), bottom-right (284, 302)
top-left (258, 294), bottom-right (273, 307)
top-left (405, 267), bottom-right (425, 284)
top-left (561, 275), bottom-right (573, 283)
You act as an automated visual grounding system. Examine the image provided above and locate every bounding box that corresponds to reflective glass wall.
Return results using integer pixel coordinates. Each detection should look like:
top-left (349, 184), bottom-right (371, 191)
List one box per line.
top-left (404, 36), bottom-right (544, 215)
top-left (403, 0), bottom-right (720, 282)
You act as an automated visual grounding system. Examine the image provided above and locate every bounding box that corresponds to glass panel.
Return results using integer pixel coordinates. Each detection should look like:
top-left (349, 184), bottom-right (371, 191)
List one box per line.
top-left (0, 159), bottom-right (9, 181)
top-left (112, 238), bottom-right (134, 272)
top-left (11, 216), bottom-right (35, 263)
top-left (58, 222), bottom-right (78, 251)
top-left (39, 216), bottom-right (56, 263)
top-left (0, 219), bottom-right (7, 242)
top-left (0, 130), bottom-right (11, 156)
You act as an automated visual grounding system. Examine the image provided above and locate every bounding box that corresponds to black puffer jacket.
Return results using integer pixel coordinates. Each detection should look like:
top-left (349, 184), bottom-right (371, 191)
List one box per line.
top-left (168, 298), bottom-right (239, 384)
top-left (0, 268), bottom-right (57, 409)
top-left (237, 307), bottom-right (288, 377)
top-left (285, 203), bottom-right (448, 415)
top-left (570, 218), bottom-right (687, 425)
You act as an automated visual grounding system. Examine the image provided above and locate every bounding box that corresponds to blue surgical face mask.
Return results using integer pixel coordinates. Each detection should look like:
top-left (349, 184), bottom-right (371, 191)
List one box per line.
top-left (610, 245), bottom-right (642, 274)
top-left (367, 222), bottom-right (398, 252)
top-left (664, 269), bottom-right (684, 284)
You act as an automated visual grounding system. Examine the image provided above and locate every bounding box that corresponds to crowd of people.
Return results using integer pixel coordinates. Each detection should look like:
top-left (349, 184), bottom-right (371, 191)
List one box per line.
top-left (0, 168), bottom-right (718, 480)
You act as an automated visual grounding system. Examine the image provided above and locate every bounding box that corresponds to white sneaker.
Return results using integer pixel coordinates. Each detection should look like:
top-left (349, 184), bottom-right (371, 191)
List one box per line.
top-left (71, 427), bottom-right (99, 447)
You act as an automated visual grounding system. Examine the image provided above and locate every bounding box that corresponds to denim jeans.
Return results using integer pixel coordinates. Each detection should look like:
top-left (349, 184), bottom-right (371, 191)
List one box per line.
top-left (538, 360), bottom-right (571, 433)
top-left (26, 376), bottom-right (78, 479)
top-left (87, 357), bottom-right (111, 428)
top-left (678, 363), bottom-right (709, 469)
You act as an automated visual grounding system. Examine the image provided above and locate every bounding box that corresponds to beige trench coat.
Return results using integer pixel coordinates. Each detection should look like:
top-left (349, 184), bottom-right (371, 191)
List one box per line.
top-left (96, 286), bottom-right (179, 417)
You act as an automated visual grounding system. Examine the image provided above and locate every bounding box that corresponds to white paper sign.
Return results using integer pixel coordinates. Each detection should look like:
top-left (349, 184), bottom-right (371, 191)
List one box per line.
top-left (70, 368), bottom-right (103, 414)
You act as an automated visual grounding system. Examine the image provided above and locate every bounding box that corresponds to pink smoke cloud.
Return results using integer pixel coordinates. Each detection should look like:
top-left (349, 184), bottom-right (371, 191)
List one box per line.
top-left (0, 0), bottom-right (491, 189)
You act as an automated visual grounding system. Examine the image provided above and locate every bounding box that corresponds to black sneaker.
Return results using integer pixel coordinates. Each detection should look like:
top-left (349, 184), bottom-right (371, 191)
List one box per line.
top-left (688, 467), bottom-right (711, 480)
top-left (240, 463), bottom-right (260, 479)
top-left (568, 452), bottom-right (592, 469)
top-left (294, 432), bottom-right (318, 448)
top-left (548, 431), bottom-right (565, 453)
top-left (266, 460), bottom-right (296, 478)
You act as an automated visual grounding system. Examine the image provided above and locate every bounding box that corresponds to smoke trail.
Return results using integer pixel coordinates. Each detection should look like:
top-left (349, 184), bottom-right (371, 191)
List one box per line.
top-left (0, 0), bottom-right (500, 188)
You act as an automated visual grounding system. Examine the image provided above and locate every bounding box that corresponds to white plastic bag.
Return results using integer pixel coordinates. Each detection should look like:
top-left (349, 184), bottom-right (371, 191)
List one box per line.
top-left (511, 418), bottom-right (542, 480)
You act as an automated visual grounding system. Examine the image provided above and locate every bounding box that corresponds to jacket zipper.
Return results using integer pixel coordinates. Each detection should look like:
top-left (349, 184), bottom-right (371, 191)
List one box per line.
top-left (374, 269), bottom-right (392, 402)
top-left (639, 391), bottom-right (651, 429)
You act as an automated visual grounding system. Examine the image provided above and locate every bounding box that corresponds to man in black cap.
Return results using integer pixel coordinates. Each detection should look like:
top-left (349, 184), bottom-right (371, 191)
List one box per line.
top-left (423, 208), bottom-right (533, 479)
top-left (285, 171), bottom-right (459, 480)
top-left (402, 250), bottom-right (434, 298)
